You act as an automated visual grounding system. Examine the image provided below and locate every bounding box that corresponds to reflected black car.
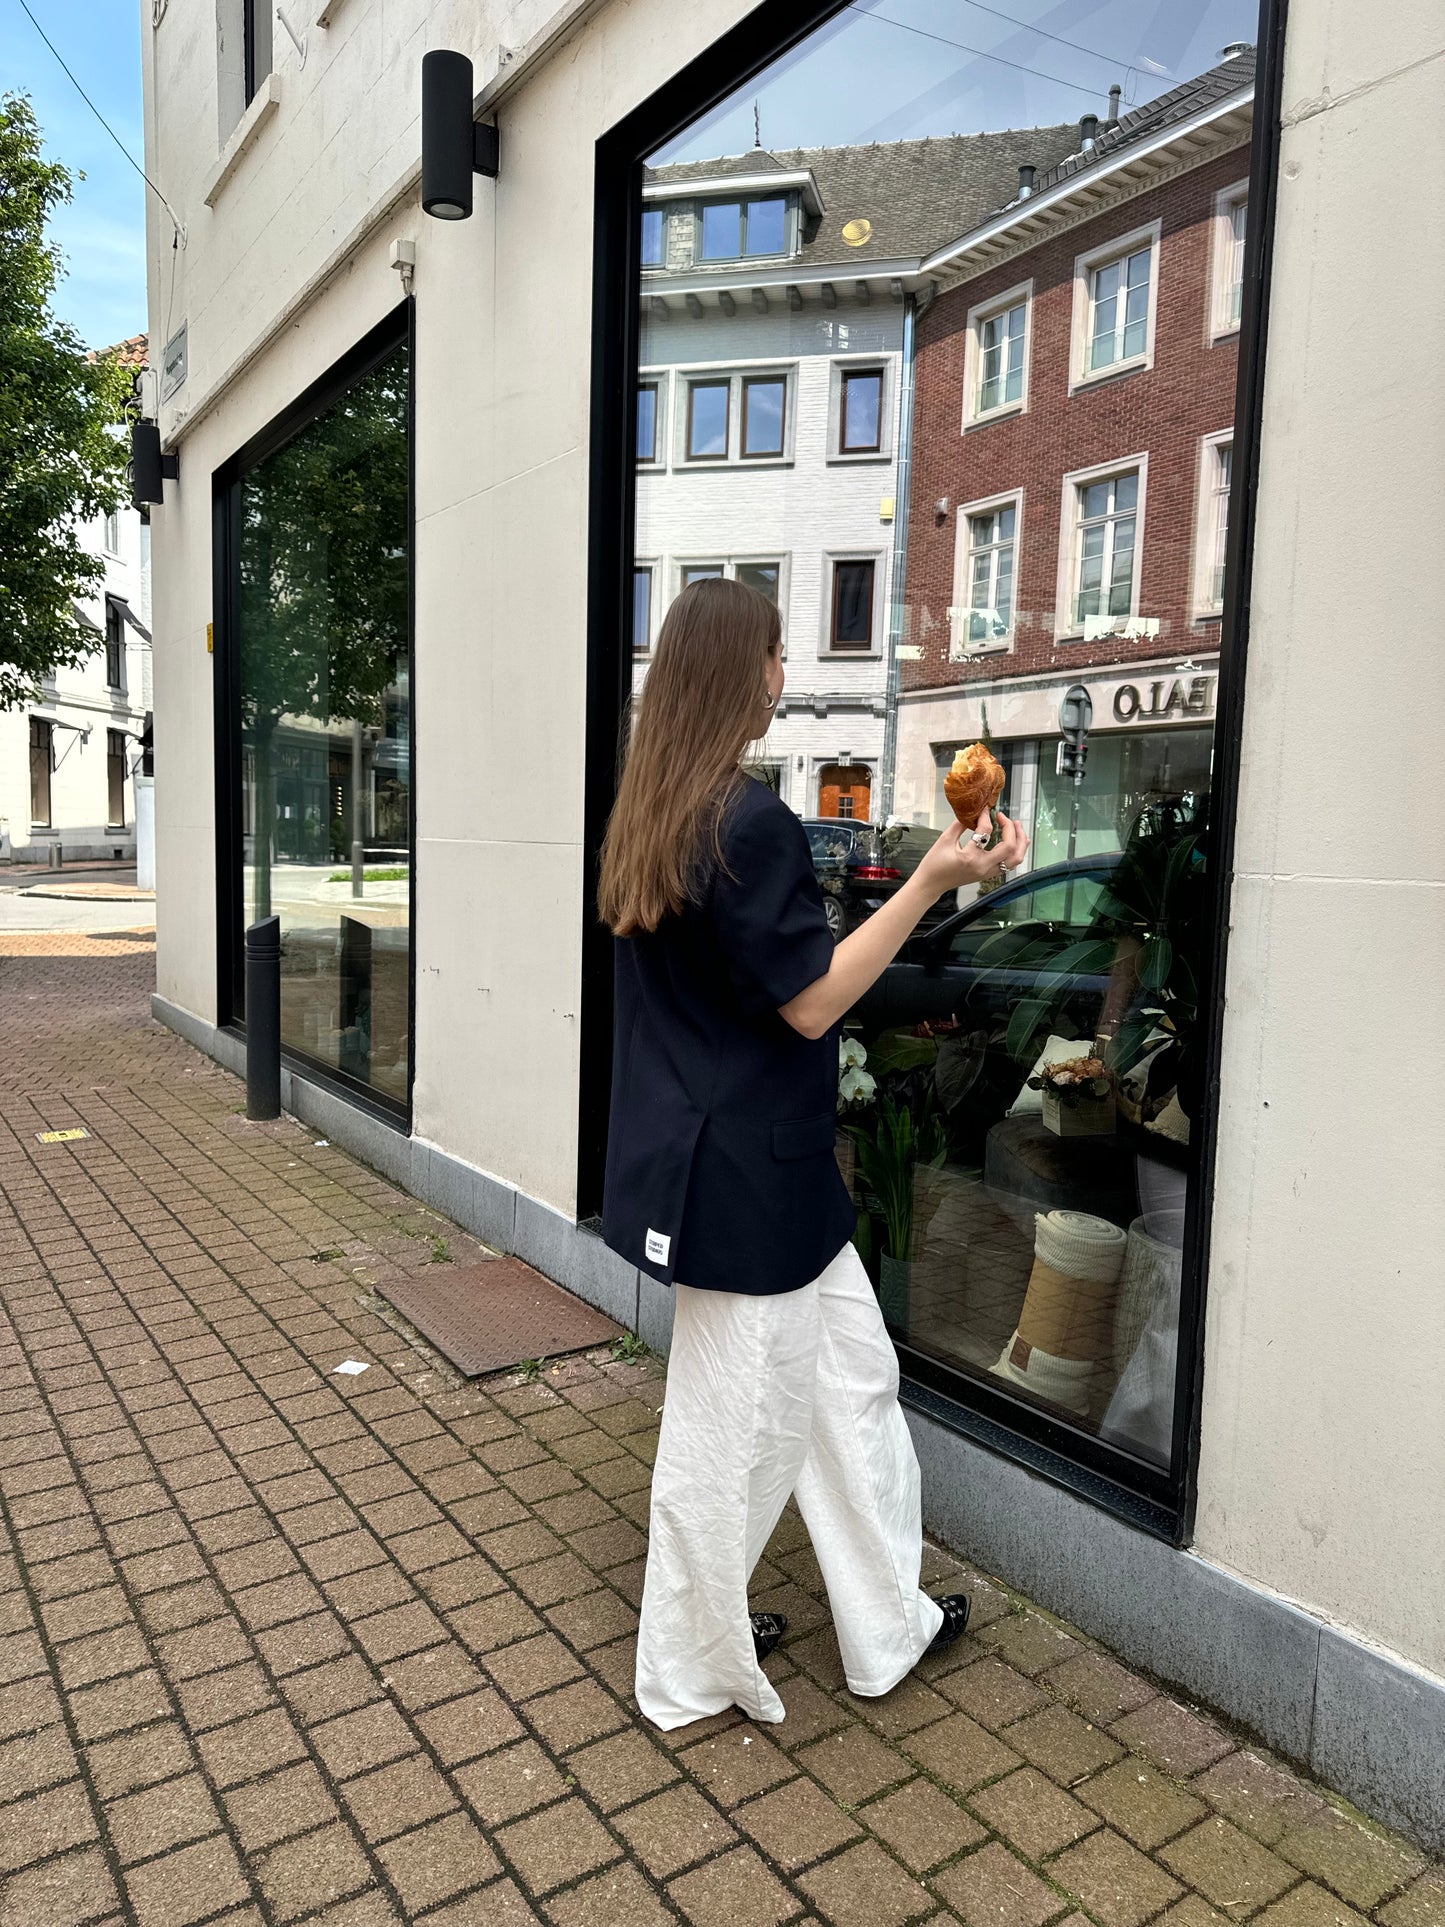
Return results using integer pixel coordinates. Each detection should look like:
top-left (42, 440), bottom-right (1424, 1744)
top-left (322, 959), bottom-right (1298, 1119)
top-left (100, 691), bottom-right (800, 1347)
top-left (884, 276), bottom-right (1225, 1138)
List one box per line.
top-left (803, 819), bottom-right (956, 940)
top-left (854, 855), bottom-right (1119, 1031)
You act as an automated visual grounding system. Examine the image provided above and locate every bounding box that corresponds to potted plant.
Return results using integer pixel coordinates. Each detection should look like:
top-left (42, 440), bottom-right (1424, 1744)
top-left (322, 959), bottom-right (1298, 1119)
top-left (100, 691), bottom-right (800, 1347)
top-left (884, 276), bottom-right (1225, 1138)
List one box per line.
top-left (842, 1092), bottom-right (947, 1328)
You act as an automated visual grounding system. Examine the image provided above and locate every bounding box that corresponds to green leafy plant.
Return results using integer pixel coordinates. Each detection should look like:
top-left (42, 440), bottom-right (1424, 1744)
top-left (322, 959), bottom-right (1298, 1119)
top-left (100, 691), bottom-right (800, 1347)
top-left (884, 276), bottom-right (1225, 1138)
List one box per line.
top-left (609, 1332), bottom-right (650, 1364)
top-left (0, 94), bottom-right (132, 708)
top-left (328, 866), bottom-right (409, 883)
top-left (844, 1094), bottom-right (947, 1264)
top-left (516, 1357), bottom-right (546, 1382)
top-left (429, 1236), bottom-right (450, 1264)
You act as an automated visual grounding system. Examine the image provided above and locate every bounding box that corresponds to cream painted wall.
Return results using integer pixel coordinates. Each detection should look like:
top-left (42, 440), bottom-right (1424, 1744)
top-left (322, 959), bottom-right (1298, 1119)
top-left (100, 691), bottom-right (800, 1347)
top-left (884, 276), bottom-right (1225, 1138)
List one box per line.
top-left (142, 0), bottom-right (760, 1203)
top-left (1194, 0), bottom-right (1445, 1676)
top-left (146, 0), bottom-right (1445, 1676)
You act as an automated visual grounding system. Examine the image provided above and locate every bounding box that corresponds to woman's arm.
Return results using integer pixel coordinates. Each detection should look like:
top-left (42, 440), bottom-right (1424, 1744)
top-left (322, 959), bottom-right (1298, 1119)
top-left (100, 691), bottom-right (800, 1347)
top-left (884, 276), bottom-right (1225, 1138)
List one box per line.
top-left (779, 810), bottom-right (1030, 1039)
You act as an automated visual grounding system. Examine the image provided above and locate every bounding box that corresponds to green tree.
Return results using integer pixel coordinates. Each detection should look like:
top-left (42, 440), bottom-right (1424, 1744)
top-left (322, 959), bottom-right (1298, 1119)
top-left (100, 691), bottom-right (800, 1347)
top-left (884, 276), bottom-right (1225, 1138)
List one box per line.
top-left (239, 348), bottom-right (409, 918)
top-left (0, 92), bottom-right (132, 709)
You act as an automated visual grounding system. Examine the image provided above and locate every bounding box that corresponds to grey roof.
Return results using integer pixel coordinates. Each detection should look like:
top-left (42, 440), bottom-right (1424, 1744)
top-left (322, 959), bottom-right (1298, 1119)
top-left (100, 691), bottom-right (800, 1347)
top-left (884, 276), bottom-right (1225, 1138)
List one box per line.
top-left (647, 128), bottom-right (1082, 273)
top-left (647, 48), bottom-right (1255, 275)
top-left (1019, 47), bottom-right (1255, 205)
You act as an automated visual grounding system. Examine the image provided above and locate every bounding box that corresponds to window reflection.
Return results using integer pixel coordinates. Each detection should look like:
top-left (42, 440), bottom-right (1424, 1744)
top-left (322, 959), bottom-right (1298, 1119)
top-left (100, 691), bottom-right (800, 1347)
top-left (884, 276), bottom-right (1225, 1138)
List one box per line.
top-left (628, 4), bottom-right (1257, 1474)
top-left (237, 344), bottom-right (411, 1105)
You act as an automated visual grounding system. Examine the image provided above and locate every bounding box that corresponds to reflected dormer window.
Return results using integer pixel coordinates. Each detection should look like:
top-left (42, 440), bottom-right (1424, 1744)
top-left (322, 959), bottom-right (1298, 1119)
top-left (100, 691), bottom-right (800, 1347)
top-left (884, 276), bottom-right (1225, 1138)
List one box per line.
top-left (698, 195), bottom-right (790, 262)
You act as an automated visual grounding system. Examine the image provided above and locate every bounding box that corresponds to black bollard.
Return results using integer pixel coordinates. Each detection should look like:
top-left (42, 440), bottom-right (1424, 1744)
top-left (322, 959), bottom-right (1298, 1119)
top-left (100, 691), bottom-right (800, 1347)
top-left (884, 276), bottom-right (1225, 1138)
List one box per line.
top-left (245, 916), bottom-right (282, 1120)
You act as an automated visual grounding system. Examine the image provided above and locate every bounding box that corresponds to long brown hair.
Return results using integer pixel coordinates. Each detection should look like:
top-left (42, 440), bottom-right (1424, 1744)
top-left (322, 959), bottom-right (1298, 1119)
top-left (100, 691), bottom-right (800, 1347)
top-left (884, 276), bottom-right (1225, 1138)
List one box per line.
top-left (598, 576), bottom-right (781, 936)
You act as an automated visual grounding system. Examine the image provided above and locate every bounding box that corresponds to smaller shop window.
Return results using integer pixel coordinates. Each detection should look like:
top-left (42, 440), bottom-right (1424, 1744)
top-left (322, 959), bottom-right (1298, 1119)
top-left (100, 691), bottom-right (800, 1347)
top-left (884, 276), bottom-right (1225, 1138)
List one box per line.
top-left (1194, 435), bottom-right (1233, 616)
top-left (736, 560), bottom-right (780, 604)
top-left (830, 559), bottom-right (876, 650)
top-left (977, 300), bottom-right (1027, 415)
top-left (685, 379), bottom-right (730, 460)
top-left (1212, 183), bottom-right (1249, 335)
top-left (954, 498), bottom-right (1018, 650)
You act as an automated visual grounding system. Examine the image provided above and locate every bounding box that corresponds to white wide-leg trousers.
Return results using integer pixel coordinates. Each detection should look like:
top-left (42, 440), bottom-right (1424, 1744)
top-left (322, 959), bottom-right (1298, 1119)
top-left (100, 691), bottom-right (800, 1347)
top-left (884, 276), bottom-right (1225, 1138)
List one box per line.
top-left (634, 1241), bottom-right (944, 1730)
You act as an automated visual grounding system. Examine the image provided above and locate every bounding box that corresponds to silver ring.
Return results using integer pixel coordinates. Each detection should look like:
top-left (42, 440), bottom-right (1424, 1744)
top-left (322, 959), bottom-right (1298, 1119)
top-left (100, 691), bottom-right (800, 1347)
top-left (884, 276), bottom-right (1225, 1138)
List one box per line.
top-left (970, 831), bottom-right (991, 845)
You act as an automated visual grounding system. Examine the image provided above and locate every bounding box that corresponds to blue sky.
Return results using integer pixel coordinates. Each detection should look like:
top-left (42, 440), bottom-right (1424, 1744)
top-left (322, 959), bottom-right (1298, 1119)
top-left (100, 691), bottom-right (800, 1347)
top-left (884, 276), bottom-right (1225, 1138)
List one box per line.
top-left (657, 0), bottom-right (1260, 162)
top-left (2, 0), bottom-right (148, 353)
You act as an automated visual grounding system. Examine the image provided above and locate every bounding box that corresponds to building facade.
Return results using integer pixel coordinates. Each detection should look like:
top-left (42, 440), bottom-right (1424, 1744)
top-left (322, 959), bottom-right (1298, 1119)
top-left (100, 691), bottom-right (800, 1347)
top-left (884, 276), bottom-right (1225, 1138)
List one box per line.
top-left (0, 334), bottom-right (153, 865)
top-left (139, 0), bottom-right (1445, 1845)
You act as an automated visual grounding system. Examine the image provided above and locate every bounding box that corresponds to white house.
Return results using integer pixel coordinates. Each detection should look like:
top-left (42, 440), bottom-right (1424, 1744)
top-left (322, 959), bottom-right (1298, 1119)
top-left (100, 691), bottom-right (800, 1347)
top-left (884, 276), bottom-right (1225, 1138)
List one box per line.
top-left (0, 333), bottom-right (153, 867)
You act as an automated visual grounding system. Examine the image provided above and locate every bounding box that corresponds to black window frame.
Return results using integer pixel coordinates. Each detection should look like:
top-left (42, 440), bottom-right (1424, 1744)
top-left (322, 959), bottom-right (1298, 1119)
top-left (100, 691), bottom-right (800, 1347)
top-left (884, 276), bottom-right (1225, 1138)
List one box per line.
top-left (829, 558), bottom-right (876, 650)
top-left (581, 0), bottom-right (1288, 1546)
top-left (839, 366), bottom-right (884, 454)
top-left (740, 374), bottom-right (788, 459)
top-left (697, 193), bottom-right (791, 262)
top-left (243, 0), bottom-right (272, 106)
top-left (211, 299), bottom-right (416, 1131)
top-left (29, 717), bottom-right (52, 827)
top-left (636, 380), bottom-right (659, 463)
top-left (106, 728), bottom-right (127, 829)
top-left (684, 377), bottom-right (731, 461)
top-left (104, 598), bottom-right (124, 689)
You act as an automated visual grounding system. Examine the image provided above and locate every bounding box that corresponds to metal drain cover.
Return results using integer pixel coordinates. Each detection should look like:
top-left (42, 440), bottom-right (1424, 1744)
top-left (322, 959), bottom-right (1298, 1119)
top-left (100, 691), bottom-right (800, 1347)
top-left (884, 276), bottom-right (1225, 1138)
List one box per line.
top-left (379, 1257), bottom-right (623, 1377)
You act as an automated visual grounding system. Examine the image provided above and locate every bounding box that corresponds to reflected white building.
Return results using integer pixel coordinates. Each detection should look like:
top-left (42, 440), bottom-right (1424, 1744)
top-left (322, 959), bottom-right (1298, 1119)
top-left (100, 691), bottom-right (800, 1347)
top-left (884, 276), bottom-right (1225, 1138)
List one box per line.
top-left (633, 135), bottom-right (1075, 821)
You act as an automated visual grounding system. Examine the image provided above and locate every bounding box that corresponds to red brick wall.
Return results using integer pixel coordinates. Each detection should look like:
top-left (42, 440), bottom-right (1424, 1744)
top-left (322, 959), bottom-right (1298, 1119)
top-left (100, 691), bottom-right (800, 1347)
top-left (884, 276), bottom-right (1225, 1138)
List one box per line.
top-left (902, 146), bottom-right (1246, 692)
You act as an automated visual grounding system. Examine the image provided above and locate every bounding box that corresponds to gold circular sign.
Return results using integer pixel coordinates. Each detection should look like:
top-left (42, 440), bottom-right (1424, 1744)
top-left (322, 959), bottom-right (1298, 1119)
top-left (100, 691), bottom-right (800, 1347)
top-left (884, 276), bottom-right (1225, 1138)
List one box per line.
top-left (841, 217), bottom-right (873, 248)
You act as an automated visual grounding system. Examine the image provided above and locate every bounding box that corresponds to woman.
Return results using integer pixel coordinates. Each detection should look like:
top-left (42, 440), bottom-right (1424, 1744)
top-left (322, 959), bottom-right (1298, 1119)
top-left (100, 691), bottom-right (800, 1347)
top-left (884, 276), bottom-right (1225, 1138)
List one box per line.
top-left (598, 577), bottom-right (1028, 1730)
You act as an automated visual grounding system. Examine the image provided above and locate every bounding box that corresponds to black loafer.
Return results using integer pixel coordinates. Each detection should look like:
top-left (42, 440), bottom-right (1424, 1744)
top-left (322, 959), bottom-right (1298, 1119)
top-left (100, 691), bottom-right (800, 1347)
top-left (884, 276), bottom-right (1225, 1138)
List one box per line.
top-left (750, 1611), bottom-right (788, 1661)
top-left (925, 1594), bottom-right (972, 1653)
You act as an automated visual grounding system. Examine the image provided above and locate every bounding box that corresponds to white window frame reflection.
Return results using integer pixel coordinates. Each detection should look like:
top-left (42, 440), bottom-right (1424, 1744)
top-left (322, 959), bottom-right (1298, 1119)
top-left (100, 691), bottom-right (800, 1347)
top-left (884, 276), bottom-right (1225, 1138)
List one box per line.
top-left (1070, 221), bottom-right (1161, 392)
top-left (826, 356), bottom-right (895, 464)
top-left (636, 373), bottom-right (668, 468)
top-left (1191, 430), bottom-right (1233, 618)
top-left (1055, 454), bottom-right (1149, 641)
top-left (672, 555), bottom-right (789, 645)
top-left (950, 489), bottom-right (1022, 656)
top-left (1210, 179), bottom-right (1249, 339)
top-left (632, 560), bottom-right (658, 656)
top-left (695, 194), bottom-right (792, 264)
top-left (672, 364), bottom-right (797, 469)
top-left (822, 551), bottom-right (884, 657)
top-left (962, 280), bottom-right (1032, 426)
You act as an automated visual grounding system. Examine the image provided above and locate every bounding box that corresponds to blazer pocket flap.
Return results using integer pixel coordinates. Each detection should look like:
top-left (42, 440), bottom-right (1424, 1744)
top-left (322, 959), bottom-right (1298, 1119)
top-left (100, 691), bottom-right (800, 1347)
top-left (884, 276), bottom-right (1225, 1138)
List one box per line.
top-left (772, 1113), bottom-right (838, 1161)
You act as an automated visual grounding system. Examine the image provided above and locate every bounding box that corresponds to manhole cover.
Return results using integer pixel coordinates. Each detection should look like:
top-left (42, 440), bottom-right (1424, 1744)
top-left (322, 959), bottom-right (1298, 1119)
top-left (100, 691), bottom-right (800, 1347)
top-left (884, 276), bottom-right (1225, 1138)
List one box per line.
top-left (380, 1257), bottom-right (622, 1377)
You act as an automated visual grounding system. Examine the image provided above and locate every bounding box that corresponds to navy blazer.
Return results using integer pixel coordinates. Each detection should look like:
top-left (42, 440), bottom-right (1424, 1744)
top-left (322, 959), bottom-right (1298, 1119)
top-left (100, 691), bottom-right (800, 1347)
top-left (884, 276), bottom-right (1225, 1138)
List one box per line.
top-left (602, 778), bottom-right (856, 1296)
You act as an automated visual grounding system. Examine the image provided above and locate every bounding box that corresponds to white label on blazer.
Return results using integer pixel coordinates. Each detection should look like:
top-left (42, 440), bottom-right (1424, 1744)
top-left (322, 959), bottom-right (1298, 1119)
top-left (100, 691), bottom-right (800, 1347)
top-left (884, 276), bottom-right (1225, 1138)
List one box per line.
top-left (645, 1228), bottom-right (671, 1265)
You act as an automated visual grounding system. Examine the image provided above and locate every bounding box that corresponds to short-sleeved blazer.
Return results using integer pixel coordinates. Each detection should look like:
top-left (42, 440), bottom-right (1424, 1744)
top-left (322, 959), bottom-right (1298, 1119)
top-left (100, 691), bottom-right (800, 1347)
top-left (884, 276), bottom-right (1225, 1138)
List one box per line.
top-left (602, 778), bottom-right (856, 1295)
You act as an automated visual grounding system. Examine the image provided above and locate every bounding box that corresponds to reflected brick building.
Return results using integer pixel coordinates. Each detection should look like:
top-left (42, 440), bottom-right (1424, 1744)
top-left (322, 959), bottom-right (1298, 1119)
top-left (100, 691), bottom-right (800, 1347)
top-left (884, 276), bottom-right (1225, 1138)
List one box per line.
top-left (892, 54), bottom-right (1254, 859)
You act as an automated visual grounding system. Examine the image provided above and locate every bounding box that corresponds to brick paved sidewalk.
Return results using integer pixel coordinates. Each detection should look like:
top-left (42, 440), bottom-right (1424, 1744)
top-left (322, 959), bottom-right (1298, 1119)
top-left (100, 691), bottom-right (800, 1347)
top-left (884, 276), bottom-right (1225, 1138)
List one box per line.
top-left (1, 936), bottom-right (1439, 1927)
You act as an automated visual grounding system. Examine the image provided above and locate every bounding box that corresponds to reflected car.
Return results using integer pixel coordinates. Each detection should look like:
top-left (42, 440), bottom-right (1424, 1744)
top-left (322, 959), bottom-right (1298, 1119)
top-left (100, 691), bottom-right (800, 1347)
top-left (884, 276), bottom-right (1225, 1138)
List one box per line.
top-left (803, 819), bottom-right (956, 940)
top-left (854, 855), bottom-right (1119, 1031)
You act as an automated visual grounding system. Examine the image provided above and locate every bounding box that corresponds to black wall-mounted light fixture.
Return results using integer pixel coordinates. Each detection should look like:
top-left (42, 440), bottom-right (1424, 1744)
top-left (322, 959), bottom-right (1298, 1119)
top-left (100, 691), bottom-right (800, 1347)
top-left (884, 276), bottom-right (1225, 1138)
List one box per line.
top-left (422, 50), bottom-right (499, 220)
top-left (130, 419), bottom-right (178, 508)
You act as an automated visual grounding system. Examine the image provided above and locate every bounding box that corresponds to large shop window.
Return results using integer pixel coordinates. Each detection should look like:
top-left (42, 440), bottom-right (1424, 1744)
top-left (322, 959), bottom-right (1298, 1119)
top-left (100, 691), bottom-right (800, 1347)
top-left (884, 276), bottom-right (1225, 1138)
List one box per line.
top-left (591, 1), bottom-right (1276, 1533)
top-left (217, 312), bottom-right (412, 1115)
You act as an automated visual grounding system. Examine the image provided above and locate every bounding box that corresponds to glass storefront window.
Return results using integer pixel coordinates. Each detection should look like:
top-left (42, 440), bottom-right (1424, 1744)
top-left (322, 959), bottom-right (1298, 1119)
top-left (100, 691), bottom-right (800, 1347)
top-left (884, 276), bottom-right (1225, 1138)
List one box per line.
top-left (230, 333), bottom-right (412, 1109)
top-left (613, 0), bottom-right (1266, 1507)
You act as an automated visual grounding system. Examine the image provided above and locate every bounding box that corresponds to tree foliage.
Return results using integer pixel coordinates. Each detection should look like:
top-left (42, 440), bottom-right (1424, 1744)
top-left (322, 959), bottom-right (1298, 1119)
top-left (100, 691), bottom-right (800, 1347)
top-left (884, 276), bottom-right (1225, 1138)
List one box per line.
top-left (0, 91), bottom-right (133, 709)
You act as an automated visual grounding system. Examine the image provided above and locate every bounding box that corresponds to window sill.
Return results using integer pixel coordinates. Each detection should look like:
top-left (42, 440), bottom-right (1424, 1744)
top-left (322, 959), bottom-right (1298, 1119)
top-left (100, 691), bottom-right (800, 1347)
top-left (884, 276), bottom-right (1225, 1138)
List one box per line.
top-left (820, 648), bottom-right (882, 661)
top-left (964, 402), bottom-right (1025, 433)
top-left (827, 450), bottom-right (890, 465)
top-left (204, 71), bottom-right (282, 208)
top-left (675, 457), bottom-right (795, 472)
top-left (1210, 323), bottom-right (1242, 346)
top-left (950, 640), bottom-right (1013, 660)
top-left (1068, 356), bottom-right (1149, 396)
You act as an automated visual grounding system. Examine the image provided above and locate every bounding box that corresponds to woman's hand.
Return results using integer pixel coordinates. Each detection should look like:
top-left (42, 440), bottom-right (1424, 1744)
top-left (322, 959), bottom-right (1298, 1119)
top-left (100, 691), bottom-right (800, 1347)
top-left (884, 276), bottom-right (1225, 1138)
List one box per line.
top-left (915, 809), bottom-right (1030, 896)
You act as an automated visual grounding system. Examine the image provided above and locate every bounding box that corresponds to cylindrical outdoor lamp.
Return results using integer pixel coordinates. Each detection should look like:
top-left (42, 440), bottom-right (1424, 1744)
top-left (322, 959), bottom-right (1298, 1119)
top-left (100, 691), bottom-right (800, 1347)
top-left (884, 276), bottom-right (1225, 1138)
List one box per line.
top-left (422, 50), bottom-right (499, 220)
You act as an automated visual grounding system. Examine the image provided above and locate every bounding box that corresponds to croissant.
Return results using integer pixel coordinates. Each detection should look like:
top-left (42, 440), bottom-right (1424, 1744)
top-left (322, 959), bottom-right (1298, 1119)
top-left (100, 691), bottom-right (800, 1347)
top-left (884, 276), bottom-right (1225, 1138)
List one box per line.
top-left (943, 742), bottom-right (1006, 827)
